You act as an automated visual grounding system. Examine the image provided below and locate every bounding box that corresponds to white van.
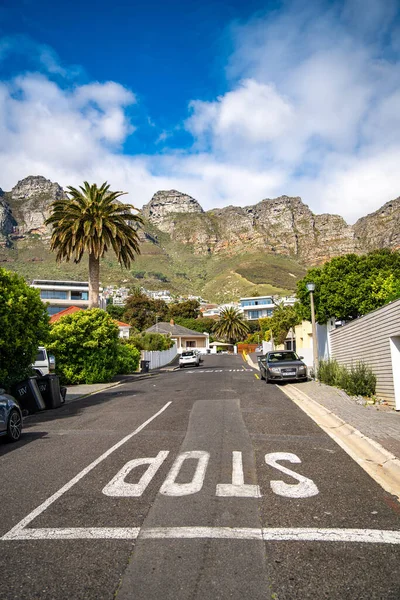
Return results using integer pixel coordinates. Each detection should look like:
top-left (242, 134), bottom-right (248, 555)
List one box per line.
top-left (33, 347), bottom-right (55, 376)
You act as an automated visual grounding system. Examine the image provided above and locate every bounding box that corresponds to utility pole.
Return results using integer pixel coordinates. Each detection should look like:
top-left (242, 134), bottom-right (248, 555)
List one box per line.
top-left (306, 283), bottom-right (319, 378)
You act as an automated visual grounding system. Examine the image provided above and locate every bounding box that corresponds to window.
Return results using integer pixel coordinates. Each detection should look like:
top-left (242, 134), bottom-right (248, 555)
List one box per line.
top-left (71, 291), bottom-right (88, 300)
top-left (40, 290), bottom-right (68, 299)
top-left (35, 350), bottom-right (46, 362)
top-left (248, 310), bottom-right (260, 320)
top-left (186, 341), bottom-right (196, 347)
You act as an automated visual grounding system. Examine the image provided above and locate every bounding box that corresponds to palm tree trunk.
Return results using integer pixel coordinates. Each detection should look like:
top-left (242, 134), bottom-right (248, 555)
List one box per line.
top-left (88, 253), bottom-right (100, 308)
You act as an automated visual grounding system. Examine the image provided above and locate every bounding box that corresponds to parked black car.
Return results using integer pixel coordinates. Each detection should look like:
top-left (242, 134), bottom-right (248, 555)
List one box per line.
top-left (0, 388), bottom-right (23, 442)
top-left (258, 351), bottom-right (308, 383)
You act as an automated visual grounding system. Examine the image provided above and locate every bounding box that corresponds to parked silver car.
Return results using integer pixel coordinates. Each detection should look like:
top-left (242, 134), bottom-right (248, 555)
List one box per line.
top-left (0, 389), bottom-right (23, 442)
top-left (258, 351), bottom-right (308, 383)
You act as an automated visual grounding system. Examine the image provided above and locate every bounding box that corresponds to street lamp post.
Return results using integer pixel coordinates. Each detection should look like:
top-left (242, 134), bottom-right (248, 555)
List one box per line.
top-left (306, 282), bottom-right (319, 378)
top-left (155, 314), bottom-right (159, 333)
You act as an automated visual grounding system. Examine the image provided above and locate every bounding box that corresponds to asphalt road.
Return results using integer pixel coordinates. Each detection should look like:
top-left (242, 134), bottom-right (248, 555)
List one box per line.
top-left (1, 354), bottom-right (400, 599)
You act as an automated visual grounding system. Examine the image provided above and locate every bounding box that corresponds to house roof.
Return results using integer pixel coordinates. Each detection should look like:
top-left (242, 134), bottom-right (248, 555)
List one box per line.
top-left (116, 320), bottom-right (131, 328)
top-left (49, 306), bottom-right (83, 323)
top-left (145, 322), bottom-right (208, 337)
top-left (50, 307), bottom-right (131, 329)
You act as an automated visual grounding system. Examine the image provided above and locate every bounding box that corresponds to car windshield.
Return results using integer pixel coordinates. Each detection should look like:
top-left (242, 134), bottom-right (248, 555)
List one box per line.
top-left (182, 352), bottom-right (194, 357)
top-left (268, 352), bottom-right (299, 362)
top-left (35, 349), bottom-right (46, 362)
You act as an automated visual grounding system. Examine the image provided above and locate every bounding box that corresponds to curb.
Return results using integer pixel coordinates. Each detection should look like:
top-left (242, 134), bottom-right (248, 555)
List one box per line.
top-left (280, 383), bottom-right (400, 501)
top-left (243, 353), bottom-right (259, 370)
top-left (65, 373), bottom-right (154, 404)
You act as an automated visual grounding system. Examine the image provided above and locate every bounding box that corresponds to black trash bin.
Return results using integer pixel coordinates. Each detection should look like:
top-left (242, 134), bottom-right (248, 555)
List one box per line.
top-left (36, 374), bottom-right (63, 409)
top-left (140, 360), bottom-right (150, 373)
top-left (12, 377), bottom-right (46, 414)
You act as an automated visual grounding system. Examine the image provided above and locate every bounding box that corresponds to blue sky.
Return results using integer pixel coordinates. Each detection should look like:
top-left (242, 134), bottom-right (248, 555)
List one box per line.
top-left (1, 0), bottom-right (400, 221)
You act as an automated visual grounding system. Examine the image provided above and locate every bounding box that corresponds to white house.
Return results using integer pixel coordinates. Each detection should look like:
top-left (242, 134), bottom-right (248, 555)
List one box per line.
top-left (145, 320), bottom-right (210, 353)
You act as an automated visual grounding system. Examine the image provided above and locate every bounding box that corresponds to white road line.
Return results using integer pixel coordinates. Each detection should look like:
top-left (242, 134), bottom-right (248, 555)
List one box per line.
top-left (1, 402), bottom-right (172, 541)
top-left (4, 526), bottom-right (400, 544)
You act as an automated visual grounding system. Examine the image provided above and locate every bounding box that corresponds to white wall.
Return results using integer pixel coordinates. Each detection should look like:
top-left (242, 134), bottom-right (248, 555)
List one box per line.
top-left (389, 336), bottom-right (400, 410)
top-left (141, 344), bottom-right (178, 370)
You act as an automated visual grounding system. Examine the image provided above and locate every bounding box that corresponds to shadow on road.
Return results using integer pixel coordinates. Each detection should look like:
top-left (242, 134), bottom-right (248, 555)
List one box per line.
top-left (0, 430), bottom-right (48, 456)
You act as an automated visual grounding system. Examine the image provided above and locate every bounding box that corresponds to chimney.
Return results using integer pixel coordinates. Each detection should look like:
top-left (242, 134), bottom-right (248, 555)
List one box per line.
top-left (170, 319), bottom-right (175, 325)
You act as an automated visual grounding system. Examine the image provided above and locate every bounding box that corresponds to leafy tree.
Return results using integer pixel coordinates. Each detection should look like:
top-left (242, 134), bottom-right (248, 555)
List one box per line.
top-left (297, 249), bottom-right (400, 323)
top-left (246, 320), bottom-right (261, 334)
top-left (106, 304), bottom-right (125, 320)
top-left (168, 300), bottom-right (200, 320)
top-left (0, 268), bottom-right (50, 388)
top-left (213, 307), bottom-right (249, 344)
top-left (48, 309), bottom-right (120, 384)
top-left (173, 317), bottom-right (216, 334)
top-left (268, 304), bottom-right (302, 345)
top-left (123, 292), bottom-right (168, 331)
top-left (130, 332), bottom-right (174, 351)
top-left (148, 271), bottom-right (169, 282)
top-left (45, 181), bottom-right (142, 308)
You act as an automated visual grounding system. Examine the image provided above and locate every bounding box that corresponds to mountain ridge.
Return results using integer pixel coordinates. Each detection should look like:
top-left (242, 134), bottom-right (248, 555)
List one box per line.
top-left (1, 176), bottom-right (399, 301)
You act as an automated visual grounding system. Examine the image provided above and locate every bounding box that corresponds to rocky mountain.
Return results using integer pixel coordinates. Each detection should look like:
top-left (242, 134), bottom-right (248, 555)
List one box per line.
top-left (142, 190), bottom-right (396, 263)
top-left (142, 190), bottom-right (203, 232)
top-left (353, 197), bottom-right (400, 252)
top-left (1, 175), bottom-right (399, 301)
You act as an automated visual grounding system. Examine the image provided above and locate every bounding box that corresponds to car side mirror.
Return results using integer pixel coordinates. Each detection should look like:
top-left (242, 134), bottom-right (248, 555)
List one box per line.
top-left (49, 355), bottom-right (56, 371)
top-left (299, 356), bottom-right (304, 360)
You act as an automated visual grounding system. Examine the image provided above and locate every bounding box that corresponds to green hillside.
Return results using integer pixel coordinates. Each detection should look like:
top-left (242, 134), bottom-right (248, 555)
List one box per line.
top-left (0, 221), bottom-right (306, 301)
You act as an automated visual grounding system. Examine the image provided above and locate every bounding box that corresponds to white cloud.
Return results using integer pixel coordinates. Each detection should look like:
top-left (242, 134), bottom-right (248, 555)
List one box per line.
top-left (187, 79), bottom-right (294, 146)
top-left (1, 2), bottom-right (400, 224)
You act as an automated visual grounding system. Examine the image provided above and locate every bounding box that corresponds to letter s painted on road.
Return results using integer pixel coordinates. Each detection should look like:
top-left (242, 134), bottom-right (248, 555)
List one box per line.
top-left (264, 452), bottom-right (319, 498)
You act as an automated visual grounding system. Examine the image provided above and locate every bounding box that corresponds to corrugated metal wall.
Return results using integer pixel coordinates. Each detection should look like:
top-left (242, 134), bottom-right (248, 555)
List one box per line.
top-left (330, 299), bottom-right (400, 406)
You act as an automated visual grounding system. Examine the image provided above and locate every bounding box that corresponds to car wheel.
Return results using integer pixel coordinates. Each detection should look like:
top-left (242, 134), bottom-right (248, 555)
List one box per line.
top-left (6, 409), bottom-right (22, 442)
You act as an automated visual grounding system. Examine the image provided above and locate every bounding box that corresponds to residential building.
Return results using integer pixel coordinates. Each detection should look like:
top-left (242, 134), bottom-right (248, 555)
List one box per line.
top-left (144, 289), bottom-right (173, 303)
top-left (145, 320), bottom-right (210, 353)
top-left (31, 279), bottom-right (101, 315)
top-left (239, 296), bottom-right (275, 320)
top-left (114, 320), bottom-right (131, 339)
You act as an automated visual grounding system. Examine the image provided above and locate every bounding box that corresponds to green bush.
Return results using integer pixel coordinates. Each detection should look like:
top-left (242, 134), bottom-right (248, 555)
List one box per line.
top-left (48, 309), bottom-right (120, 384)
top-left (130, 332), bottom-right (174, 351)
top-left (343, 362), bottom-right (376, 397)
top-left (317, 359), bottom-right (343, 386)
top-left (318, 359), bottom-right (376, 397)
top-left (0, 267), bottom-right (50, 389)
top-left (117, 342), bottom-right (141, 374)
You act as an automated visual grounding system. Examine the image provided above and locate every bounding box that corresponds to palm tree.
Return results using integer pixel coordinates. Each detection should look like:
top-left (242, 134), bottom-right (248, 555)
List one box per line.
top-left (45, 181), bottom-right (143, 308)
top-left (213, 307), bottom-right (249, 344)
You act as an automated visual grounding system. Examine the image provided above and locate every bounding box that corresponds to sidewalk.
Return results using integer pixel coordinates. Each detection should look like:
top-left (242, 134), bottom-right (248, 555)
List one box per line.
top-left (291, 380), bottom-right (400, 458)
